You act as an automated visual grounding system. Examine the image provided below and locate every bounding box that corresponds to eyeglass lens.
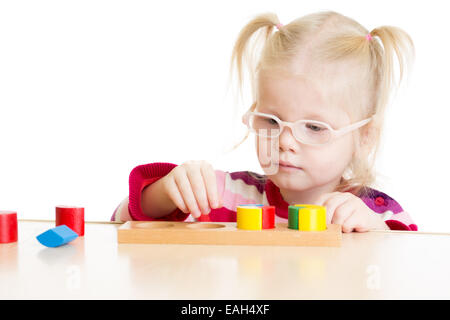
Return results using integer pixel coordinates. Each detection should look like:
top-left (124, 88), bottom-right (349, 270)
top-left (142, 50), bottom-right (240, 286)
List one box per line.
top-left (248, 113), bottom-right (331, 144)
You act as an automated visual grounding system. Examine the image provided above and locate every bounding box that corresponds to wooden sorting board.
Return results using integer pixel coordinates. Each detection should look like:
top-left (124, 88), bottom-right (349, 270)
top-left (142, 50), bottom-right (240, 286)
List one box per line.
top-left (117, 221), bottom-right (342, 247)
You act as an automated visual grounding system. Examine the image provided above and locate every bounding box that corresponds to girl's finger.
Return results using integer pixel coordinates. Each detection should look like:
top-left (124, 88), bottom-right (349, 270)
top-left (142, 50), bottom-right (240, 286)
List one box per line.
top-left (331, 198), bottom-right (357, 228)
top-left (173, 171), bottom-right (202, 218)
top-left (342, 212), bottom-right (369, 233)
top-left (201, 165), bottom-right (220, 209)
top-left (323, 193), bottom-right (354, 224)
top-left (186, 167), bottom-right (210, 215)
top-left (164, 177), bottom-right (188, 213)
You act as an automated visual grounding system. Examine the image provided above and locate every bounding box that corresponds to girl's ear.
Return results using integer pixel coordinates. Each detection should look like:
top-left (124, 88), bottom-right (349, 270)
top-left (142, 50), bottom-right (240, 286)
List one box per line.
top-left (351, 123), bottom-right (378, 159)
top-left (360, 124), bottom-right (378, 150)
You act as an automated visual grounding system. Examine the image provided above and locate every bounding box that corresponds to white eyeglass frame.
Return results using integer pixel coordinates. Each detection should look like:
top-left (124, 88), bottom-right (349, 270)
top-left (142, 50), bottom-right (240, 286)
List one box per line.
top-left (242, 111), bottom-right (373, 146)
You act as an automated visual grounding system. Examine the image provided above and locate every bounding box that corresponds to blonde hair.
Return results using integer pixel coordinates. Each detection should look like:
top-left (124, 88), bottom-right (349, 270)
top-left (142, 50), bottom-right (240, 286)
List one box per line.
top-left (227, 11), bottom-right (414, 196)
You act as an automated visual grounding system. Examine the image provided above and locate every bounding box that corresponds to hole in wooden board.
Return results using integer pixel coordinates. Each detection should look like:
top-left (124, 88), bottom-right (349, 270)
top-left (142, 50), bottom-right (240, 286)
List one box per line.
top-left (186, 223), bottom-right (226, 229)
top-left (135, 222), bottom-right (175, 229)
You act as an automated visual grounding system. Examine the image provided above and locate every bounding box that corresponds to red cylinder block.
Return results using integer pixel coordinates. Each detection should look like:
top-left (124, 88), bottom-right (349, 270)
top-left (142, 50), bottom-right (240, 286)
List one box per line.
top-left (262, 206), bottom-right (275, 229)
top-left (197, 214), bottom-right (211, 222)
top-left (55, 206), bottom-right (85, 236)
top-left (0, 211), bottom-right (18, 243)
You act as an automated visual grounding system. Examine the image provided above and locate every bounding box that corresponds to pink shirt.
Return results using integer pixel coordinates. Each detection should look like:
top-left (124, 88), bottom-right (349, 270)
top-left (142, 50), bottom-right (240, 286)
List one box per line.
top-left (111, 162), bottom-right (417, 231)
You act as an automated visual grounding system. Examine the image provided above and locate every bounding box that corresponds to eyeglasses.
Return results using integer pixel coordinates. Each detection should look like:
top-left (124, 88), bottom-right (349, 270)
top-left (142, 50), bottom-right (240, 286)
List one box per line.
top-left (242, 111), bottom-right (373, 146)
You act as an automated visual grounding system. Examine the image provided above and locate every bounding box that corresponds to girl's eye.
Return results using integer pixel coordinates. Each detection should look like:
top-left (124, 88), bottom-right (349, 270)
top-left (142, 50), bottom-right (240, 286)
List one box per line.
top-left (266, 118), bottom-right (277, 125)
top-left (306, 123), bottom-right (325, 132)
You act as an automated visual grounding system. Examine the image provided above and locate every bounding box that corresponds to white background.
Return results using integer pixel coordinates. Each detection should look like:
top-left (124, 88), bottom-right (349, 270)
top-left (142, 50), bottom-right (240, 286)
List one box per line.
top-left (0, 0), bottom-right (448, 231)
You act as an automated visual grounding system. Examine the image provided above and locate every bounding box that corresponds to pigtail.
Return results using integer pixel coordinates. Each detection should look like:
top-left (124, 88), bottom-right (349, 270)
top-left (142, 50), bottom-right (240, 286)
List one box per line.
top-left (370, 26), bottom-right (415, 114)
top-left (229, 13), bottom-right (281, 102)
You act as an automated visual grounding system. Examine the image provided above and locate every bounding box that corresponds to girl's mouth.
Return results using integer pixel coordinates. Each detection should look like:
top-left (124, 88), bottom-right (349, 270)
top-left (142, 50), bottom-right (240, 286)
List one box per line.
top-left (277, 163), bottom-right (302, 171)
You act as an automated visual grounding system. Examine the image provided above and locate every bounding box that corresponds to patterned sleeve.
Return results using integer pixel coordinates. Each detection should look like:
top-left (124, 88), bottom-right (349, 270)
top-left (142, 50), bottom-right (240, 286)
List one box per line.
top-left (359, 188), bottom-right (418, 231)
top-left (126, 162), bottom-right (190, 221)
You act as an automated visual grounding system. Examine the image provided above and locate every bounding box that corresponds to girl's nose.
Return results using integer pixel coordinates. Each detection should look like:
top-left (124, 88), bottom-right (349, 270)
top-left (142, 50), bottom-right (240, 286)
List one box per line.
top-left (278, 125), bottom-right (299, 151)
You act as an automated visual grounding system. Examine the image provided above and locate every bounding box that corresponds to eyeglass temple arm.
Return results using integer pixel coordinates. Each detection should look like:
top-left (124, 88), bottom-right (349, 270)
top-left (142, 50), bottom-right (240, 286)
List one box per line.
top-left (333, 117), bottom-right (373, 137)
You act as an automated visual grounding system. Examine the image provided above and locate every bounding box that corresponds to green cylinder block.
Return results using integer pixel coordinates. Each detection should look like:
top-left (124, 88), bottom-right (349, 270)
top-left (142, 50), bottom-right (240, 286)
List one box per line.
top-left (288, 205), bottom-right (299, 229)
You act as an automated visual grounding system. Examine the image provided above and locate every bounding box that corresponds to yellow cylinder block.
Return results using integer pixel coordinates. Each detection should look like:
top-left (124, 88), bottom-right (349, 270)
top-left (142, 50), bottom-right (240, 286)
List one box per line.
top-left (295, 204), bottom-right (327, 231)
top-left (236, 206), bottom-right (262, 230)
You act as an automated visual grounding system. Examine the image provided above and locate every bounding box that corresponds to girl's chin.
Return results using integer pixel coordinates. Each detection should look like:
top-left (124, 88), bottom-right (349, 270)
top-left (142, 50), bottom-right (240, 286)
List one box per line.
top-left (268, 175), bottom-right (310, 192)
top-left (267, 170), bottom-right (306, 184)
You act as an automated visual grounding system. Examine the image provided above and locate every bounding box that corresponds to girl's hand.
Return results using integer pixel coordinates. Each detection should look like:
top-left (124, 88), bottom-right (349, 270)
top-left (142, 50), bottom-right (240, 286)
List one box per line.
top-left (316, 192), bottom-right (389, 233)
top-left (161, 160), bottom-right (222, 218)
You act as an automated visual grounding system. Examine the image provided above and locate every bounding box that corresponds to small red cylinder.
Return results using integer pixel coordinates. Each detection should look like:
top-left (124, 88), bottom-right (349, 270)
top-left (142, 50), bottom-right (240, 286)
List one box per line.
top-left (55, 206), bottom-right (85, 236)
top-left (0, 211), bottom-right (18, 243)
top-left (197, 214), bottom-right (211, 222)
top-left (262, 206), bottom-right (275, 229)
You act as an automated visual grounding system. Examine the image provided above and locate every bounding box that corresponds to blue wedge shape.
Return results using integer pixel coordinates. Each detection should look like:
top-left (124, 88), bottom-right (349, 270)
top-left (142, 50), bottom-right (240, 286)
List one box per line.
top-left (36, 225), bottom-right (78, 247)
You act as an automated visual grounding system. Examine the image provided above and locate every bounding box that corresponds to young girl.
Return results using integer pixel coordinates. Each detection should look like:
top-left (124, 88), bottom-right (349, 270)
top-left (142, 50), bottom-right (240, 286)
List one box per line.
top-left (111, 11), bottom-right (417, 232)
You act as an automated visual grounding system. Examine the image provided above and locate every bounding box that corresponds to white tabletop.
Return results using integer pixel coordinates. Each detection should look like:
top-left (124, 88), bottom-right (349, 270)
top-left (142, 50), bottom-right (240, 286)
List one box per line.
top-left (1, 220), bottom-right (450, 299)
